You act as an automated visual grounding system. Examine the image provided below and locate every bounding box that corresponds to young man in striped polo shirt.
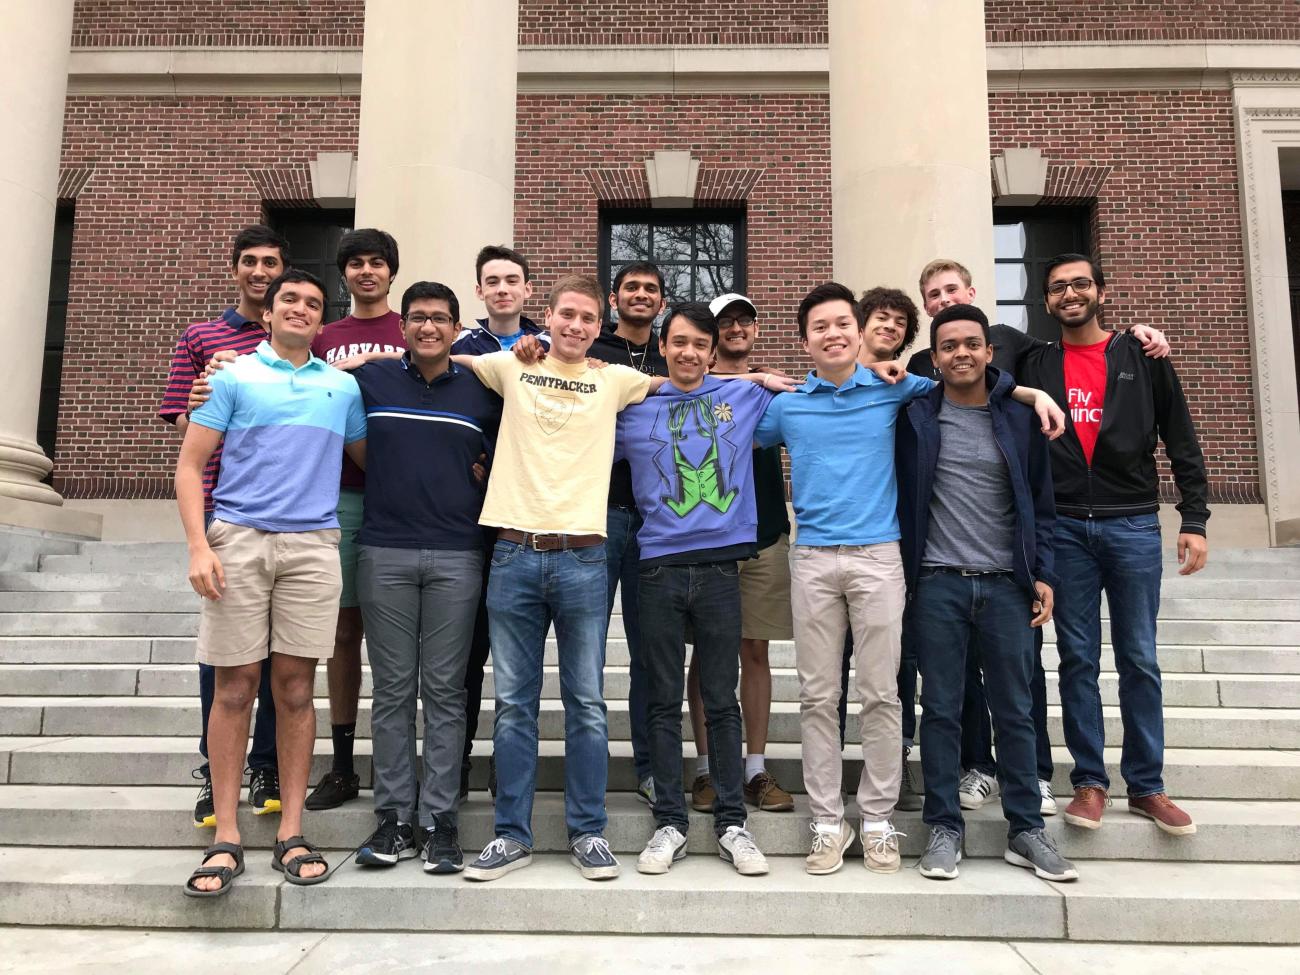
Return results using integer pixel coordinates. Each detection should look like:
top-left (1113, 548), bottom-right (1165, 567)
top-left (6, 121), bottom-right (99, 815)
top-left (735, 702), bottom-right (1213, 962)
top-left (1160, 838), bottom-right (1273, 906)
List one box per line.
top-left (158, 224), bottom-right (289, 829)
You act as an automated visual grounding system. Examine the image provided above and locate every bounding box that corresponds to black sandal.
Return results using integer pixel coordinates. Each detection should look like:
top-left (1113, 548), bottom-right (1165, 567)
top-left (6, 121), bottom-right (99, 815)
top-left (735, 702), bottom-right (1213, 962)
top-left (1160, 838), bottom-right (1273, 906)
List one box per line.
top-left (183, 842), bottom-right (244, 898)
top-left (272, 835), bottom-right (330, 886)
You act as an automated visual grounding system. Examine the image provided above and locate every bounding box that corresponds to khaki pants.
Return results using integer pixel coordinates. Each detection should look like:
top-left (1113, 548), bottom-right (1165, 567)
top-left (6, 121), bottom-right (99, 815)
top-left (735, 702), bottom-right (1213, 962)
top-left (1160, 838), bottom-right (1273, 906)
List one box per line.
top-left (789, 542), bottom-right (905, 824)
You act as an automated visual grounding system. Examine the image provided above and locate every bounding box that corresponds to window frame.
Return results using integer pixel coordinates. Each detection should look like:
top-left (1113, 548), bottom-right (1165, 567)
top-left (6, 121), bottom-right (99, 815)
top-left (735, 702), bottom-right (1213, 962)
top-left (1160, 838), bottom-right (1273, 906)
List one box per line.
top-left (993, 204), bottom-right (1092, 342)
top-left (265, 206), bottom-right (357, 325)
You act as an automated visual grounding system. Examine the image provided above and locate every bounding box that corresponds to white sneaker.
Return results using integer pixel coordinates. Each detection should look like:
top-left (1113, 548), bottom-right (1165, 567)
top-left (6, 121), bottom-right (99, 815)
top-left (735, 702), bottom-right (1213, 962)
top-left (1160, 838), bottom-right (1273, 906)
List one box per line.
top-left (718, 825), bottom-right (769, 876)
top-left (1039, 779), bottom-right (1058, 816)
top-left (636, 825), bottom-right (687, 875)
top-left (958, 769), bottom-right (999, 810)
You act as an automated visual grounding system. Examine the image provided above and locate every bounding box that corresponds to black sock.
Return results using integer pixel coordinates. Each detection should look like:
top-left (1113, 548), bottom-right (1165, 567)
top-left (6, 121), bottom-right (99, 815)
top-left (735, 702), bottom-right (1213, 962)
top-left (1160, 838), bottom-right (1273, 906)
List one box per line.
top-left (332, 722), bottom-right (356, 776)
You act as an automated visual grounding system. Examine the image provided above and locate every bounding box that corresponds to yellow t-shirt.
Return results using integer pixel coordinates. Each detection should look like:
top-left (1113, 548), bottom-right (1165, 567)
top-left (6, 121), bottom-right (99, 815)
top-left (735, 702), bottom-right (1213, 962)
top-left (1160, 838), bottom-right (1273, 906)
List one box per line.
top-left (473, 351), bottom-right (652, 536)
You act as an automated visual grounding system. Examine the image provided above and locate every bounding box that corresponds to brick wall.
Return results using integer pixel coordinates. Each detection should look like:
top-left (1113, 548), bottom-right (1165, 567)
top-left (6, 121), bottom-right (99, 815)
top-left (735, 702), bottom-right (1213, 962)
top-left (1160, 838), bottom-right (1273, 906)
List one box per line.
top-left (54, 96), bottom-right (359, 500)
top-left (991, 88), bottom-right (1257, 503)
top-left (71, 0), bottom-right (365, 47)
top-left (516, 1), bottom-right (828, 46)
top-left (985, 2), bottom-right (1300, 42)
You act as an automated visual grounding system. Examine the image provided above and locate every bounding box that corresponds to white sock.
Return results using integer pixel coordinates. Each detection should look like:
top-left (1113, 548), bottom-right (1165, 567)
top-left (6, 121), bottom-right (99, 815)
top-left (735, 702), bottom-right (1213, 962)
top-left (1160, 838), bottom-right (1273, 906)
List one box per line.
top-left (696, 755), bottom-right (710, 776)
top-left (744, 754), bottom-right (766, 782)
top-left (862, 819), bottom-right (889, 833)
top-left (814, 821), bottom-right (842, 835)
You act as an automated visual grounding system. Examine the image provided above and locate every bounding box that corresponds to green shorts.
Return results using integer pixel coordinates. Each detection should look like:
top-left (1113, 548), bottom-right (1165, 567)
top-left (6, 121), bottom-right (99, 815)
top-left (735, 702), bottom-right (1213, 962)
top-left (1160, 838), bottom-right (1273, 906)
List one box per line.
top-left (336, 488), bottom-right (365, 609)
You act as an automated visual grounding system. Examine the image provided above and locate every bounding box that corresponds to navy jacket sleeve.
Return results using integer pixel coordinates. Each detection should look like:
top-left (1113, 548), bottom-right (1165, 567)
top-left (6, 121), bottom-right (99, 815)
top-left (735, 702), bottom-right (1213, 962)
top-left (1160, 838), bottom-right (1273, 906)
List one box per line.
top-left (1148, 356), bottom-right (1210, 537)
top-left (1027, 419), bottom-right (1059, 591)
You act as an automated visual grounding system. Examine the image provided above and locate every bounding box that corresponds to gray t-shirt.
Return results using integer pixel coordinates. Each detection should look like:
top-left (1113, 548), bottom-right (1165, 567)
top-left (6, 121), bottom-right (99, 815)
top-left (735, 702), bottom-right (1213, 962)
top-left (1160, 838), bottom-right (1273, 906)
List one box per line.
top-left (922, 400), bottom-right (1016, 572)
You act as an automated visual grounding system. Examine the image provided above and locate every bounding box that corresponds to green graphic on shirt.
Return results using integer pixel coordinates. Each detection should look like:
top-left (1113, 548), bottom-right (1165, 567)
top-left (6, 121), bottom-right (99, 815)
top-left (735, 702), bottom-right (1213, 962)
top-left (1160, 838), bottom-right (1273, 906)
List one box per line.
top-left (663, 398), bottom-right (737, 517)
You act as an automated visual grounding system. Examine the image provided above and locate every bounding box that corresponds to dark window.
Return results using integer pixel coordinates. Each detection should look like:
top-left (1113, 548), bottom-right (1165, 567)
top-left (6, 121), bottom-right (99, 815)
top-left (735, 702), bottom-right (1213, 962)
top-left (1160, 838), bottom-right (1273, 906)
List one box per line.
top-left (38, 204), bottom-right (74, 473)
top-left (598, 208), bottom-right (746, 324)
top-left (266, 207), bottom-right (355, 324)
top-left (993, 206), bottom-right (1091, 342)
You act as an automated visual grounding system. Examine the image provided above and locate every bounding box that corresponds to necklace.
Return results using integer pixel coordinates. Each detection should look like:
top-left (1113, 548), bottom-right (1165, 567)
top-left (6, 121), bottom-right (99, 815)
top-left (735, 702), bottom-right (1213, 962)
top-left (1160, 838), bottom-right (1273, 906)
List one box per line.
top-left (622, 336), bottom-right (648, 373)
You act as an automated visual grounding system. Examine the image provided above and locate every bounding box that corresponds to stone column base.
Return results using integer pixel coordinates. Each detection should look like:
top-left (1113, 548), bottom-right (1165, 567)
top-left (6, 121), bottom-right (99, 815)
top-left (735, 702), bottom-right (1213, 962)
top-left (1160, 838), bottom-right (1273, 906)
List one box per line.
top-left (0, 495), bottom-right (102, 539)
top-left (0, 433), bottom-right (63, 506)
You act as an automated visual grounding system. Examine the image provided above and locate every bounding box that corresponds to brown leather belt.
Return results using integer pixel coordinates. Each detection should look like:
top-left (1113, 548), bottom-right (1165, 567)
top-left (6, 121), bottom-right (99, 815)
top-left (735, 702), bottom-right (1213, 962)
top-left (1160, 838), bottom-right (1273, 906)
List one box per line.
top-left (497, 528), bottom-right (605, 551)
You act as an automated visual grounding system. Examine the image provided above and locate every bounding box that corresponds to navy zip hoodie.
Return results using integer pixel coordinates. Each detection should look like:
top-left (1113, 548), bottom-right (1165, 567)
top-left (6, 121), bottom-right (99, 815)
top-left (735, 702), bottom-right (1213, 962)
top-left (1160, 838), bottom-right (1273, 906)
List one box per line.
top-left (896, 367), bottom-right (1059, 600)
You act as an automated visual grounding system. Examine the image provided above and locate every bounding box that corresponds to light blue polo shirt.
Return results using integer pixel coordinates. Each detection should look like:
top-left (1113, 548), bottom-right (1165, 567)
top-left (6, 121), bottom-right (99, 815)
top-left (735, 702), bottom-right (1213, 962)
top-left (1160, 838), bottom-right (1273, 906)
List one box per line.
top-left (754, 365), bottom-right (934, 547)
top-left (191, 341), bottom-right (367, 532)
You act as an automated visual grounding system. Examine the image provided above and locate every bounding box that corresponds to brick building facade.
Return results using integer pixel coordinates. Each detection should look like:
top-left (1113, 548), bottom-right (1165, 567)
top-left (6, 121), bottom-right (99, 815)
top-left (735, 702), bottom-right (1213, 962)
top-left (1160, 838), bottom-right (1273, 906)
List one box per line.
top-left (36, 1), bottom-right (1300, 534)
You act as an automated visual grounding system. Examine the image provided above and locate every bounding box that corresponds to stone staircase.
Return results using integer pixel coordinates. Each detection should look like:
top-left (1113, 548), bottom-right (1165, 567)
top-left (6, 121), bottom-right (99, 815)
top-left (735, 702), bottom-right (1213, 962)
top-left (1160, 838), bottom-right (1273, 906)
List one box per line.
top-left (0, 540), bottom-right (1298, 942)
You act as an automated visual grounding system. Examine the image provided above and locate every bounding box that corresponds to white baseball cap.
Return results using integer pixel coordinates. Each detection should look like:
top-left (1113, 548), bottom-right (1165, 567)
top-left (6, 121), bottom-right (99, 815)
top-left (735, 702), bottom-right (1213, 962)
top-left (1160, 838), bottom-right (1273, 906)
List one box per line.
top-left (708, 293), bottom-right (757, 319)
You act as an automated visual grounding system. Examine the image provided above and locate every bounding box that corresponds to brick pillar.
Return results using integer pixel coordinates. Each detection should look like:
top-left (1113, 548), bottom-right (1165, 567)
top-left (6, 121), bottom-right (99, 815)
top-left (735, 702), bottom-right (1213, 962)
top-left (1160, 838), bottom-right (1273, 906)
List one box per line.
top-left (354, 0), bottom-right (519, 310)
top-left (828, 0), bottom-right (996, 345)
top-left (0, 2), bottom-right (73, 512)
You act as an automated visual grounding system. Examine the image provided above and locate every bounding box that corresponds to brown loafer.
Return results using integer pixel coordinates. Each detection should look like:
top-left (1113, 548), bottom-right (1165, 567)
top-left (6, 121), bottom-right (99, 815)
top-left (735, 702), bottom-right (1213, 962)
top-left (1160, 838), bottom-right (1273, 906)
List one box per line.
top-left (1128, 793), bottom-right (1197, 836)
top-left (744, 771), bottom-right (795, 812)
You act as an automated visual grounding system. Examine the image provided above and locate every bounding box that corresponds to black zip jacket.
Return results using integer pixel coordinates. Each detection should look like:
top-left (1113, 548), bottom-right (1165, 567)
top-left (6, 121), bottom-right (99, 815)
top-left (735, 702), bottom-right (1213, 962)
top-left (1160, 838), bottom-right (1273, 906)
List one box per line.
top-left (1014, 332), bottom-right (1210, 536)
top-left (896, 368), bottom-right (1058, 600)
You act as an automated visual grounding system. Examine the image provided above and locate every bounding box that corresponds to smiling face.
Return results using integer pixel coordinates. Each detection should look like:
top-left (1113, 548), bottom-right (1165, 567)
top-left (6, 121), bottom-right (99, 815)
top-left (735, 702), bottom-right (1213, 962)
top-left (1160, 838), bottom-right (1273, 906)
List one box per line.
top-left (344, 252), bottom-right (393, 304)
top-left (402, 297), bottom-right (460, 370)
top-left (920, 269), bottom-right (976, 318)
top-left (715, 301), bottom-right (758, 360)
top-left (610, 272), bottom-right (664, 329)
top-left (1045, 259), bottom-right (1106, 330)
top-left (660, 314), bottom-right (716, 389)
top-left (264, 280), bottom-right (325, 349)
top-left (233, 245), bottom-right (284, 310)
top-left (801, 298), bottom-right (862, 375)
top-left (476, 258), bottom-right (533, 320)
top-left (544, 289), bottom-right (604, 363)
top-left (861, 306), bottom-right (909, 362)
top-left (931, 318), bottom-right (992, 393)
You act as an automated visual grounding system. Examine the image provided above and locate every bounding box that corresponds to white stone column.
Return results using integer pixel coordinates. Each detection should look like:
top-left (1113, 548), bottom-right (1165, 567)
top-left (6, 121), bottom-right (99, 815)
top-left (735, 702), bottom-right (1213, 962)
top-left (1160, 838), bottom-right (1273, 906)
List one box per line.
top-left (828, 0), bottom-right (996, 344)
top-left (354, 0), bottom-right (519, 312)
top-left (0, 1), bottom-right (82, 529)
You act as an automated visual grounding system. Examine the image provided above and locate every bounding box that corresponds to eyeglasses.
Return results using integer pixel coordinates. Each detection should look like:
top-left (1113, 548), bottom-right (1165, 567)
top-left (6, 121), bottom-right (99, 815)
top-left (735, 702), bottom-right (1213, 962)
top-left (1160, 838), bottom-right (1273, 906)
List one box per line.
top-left (1046, 277), bottom-right (1095, 297)
top-left (405, 313), bottom-right (454, 326)
top-left (717, 316), bottom-right (756, 329)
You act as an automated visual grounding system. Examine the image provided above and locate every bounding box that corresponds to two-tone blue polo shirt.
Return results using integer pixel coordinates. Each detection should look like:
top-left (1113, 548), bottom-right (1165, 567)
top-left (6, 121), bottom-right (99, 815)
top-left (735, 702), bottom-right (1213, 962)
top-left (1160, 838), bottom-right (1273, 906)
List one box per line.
top-left (754, 365), bottom-right (934, 546)
top-left (190, 341), bottom-right (366, 532)
top-left (351, 356), bottom-right (502, 550)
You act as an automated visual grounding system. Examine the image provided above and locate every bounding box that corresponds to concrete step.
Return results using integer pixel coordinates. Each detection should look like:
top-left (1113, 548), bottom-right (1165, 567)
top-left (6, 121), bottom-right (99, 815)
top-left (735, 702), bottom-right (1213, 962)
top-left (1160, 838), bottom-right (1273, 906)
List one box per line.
top-left (6, 696), bottom-right (1297, 750)
top-left (4, 736), bottom-right (1297, 799)
top-left (7, 661), bottom-right (1295, 709)
top-left (0, 786), bottom-right (1294, 863)
top-left (0, 847), bottom-right (1296, 942)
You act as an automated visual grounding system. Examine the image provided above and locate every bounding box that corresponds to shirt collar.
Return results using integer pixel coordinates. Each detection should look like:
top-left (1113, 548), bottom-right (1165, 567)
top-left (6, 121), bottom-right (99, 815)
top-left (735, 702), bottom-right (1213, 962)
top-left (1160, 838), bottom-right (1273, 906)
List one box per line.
top-left (799, 363), bottom-right (880, 393)
top-left (254, 339), bottom-right (325, 372)
top-left (222, 306), bottom-right (263, 330)
top-left (400, 353), bottom-right (460, 385)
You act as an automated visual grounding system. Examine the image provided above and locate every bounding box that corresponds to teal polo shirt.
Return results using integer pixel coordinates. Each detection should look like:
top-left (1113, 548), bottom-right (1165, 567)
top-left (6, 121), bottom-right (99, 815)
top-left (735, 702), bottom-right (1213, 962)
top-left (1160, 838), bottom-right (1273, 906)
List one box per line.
top-left (754, 365), bottom-right (934, 547)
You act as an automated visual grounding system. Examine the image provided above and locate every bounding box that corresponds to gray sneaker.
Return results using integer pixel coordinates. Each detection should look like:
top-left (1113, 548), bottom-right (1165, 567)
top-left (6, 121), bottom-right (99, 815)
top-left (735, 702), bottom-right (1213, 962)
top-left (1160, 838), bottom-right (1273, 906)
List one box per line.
top-left (1005, 827), bottom-right (1079, 882)
top-left (570, 834), bottom-right (620, 880)
top-left (464, 836), bottom-right (532, 882)
top-left (917, 826), bottom-right (961, 880)
top-left (635, 776), bottom-right (657, 806)
top-left (897, 746), bottom-right (923, 811)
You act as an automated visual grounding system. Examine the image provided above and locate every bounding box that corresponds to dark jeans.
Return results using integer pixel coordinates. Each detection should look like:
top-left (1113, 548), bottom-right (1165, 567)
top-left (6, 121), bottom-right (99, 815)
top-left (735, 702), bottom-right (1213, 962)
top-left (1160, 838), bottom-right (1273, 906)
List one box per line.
top-left (840, 630), bottom-right (918, 748)
top-left (959, 627), bottom-right (1052, 781)
top-left (461, 557), bottom-right (492, 773)
top-left (1054, 513), bottom-right (1165, 797)
top-left (197, 509), bottom-right (275, 776)
top-left (913, 569), bottom-right (1043, 838)
top-left (639, 561), bottom-right (746, 836)
top-left (605, 505), bottom-right (652, 782)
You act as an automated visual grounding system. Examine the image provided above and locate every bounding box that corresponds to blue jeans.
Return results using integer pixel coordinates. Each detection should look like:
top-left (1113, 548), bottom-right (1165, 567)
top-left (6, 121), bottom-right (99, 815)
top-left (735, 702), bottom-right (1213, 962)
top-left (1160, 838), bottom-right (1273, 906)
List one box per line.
top-left (487, 539), bottom-right (609, 847)
top-left (639, 561), bottom-right (746, 836)
top-left (1053, 513), bottom-right (1165, 797)
top-left (959, 628), bottom-right (1053, 781)
top-left (913, 569), bottom-right (1043, 838)
top-left (197, 509), bottom-right (275, 776)
top-left (604, 505), bottom-right (652, 782)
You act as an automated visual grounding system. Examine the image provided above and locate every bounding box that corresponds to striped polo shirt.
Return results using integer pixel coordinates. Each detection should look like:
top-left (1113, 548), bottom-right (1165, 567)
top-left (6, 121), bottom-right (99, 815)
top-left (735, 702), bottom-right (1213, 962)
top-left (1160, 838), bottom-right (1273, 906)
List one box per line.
top-left (351, 356), bottom-right (501, 550)
top-left (159, 307), bottom-right (268, 513)
top-left (189, 341), bottom-right (366, 532)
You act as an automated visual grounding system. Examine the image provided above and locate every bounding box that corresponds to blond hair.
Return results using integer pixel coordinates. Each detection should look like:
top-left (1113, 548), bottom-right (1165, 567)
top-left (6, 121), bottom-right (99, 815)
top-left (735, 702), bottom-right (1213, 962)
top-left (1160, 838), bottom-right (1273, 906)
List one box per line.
top-left (918, 258), bottom-right (972, 295)
top-left (548, 273), bottom-right (603, 310)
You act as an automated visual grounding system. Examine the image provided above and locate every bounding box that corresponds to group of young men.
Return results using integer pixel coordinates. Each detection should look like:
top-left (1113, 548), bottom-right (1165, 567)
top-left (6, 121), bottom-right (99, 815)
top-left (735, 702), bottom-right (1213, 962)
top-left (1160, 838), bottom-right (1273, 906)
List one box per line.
top-left (163, 224), bottom-right (1209, 897)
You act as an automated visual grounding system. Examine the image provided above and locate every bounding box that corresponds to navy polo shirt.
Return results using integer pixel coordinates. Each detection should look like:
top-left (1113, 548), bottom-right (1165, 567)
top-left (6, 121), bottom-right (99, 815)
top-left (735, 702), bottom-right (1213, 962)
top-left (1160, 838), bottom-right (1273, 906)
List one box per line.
top-left (351, 356), bottom-right (502, 550)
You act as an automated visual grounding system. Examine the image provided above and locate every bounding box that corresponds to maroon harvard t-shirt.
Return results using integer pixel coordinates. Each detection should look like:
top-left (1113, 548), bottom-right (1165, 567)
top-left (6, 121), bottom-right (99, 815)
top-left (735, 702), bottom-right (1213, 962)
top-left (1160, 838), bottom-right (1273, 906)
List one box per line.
top-left (311, 311), bottom-right (406, 489)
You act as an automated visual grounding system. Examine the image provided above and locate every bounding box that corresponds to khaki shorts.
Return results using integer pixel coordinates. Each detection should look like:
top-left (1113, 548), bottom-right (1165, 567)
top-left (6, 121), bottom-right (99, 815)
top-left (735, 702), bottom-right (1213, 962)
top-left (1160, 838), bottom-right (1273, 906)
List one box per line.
top-left (738, 533), bottom-right (794, 641)
top-left (196, 519), bottom-right (342, 667)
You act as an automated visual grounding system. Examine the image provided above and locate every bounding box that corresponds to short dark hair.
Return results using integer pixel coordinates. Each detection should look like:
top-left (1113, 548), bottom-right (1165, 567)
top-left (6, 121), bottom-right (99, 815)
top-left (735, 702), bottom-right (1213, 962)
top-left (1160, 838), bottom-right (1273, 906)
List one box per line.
top-left (859, 286), bottom-right (920, 360)
top-left (336, 228), bottom-right (399, 280)
top-left (264, 268), bottom-right (326, 311)
top-left (796, 282), bottom-right (862, 339)
top-left (230, 225), bottom-right (289, 267)
top-left (612, 261), bottom-right (665, 296)
top-left (929, 303), bottom-right (990, 348)
top-left (475, 244), bottom-right (531, 283)
top-left (660, 302), bottom-right (719, 350)
top-left (400, 281), bottom-right (460, 323)
top-left (1043, 253), bottom-right (1106, 294)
